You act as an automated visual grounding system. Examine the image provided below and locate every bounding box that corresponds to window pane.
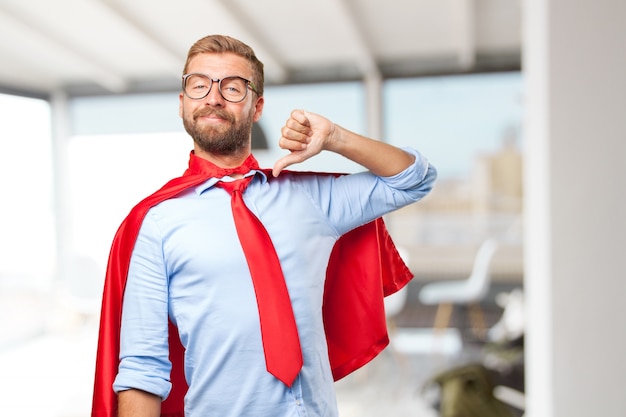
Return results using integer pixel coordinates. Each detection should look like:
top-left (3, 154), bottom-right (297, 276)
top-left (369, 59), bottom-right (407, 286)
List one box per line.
top-left (383, 72), bottom-right (524, 283)
top-left (0, 93), bottom-right (54, 347)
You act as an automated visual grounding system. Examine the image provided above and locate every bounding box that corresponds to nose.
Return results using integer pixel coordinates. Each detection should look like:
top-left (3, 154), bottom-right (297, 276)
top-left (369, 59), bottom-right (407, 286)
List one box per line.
top-left (203, 82), bottom-right (225, 106)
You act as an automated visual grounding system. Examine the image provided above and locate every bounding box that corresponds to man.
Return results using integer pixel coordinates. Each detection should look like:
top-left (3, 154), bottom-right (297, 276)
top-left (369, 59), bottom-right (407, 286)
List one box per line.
top-left (91, 34), bottom-right (436, 417)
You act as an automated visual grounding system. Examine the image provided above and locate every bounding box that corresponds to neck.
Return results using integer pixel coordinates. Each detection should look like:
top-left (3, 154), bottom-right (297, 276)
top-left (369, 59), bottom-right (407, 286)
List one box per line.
top-left (192, 147), bottom-right (252, 170)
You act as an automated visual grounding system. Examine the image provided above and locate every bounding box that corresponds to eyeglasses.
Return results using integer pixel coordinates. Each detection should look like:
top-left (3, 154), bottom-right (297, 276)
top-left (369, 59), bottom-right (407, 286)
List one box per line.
top-left (182, 73), bottom-right (258, 102)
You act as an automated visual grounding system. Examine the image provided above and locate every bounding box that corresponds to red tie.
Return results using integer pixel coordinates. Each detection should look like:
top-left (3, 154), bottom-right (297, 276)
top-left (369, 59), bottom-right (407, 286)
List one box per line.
top-left (218, 176), bottom-right (303, 387)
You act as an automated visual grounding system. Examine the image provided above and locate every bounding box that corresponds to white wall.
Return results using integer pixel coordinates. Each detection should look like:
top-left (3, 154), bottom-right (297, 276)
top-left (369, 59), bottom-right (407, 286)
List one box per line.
top-left (524, 1), bottom-right (626, 416)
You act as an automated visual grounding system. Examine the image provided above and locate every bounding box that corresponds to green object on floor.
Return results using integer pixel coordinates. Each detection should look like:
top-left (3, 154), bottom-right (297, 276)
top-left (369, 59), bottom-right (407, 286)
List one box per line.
top-left (431, 363), bottom-right (515, 417)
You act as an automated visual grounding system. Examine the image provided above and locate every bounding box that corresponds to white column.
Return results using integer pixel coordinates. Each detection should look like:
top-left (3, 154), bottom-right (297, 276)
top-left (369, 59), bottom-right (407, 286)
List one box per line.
top-left (50, 90), bottom-right (73, 284)
top-left (364, 71), bottom-right (383, 141)
top-left (524, 1), bottom-right (626, 416)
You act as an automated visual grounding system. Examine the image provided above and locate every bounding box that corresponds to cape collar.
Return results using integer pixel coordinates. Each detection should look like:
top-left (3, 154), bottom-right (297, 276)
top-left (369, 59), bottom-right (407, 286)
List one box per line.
top-left (184, 151), bottom-right (268, 194)
top-left (184, 151), bottom-right (260, 178)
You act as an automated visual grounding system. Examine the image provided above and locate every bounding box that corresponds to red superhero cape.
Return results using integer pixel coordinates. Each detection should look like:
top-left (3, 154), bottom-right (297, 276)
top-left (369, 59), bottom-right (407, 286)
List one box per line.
top-left (91, 155), bottom-right (413, 417)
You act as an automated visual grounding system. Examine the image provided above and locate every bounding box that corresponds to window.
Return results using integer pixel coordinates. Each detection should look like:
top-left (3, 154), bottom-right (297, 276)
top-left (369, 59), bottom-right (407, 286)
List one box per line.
top-left (0, 93), bottom-right (54, 346)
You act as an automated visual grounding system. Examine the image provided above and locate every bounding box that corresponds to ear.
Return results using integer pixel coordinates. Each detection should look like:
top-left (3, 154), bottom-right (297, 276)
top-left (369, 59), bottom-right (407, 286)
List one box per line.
top-left (178, 92), bottom-right (184, 118)
top-left (253, 96), bottom-right (264, 122)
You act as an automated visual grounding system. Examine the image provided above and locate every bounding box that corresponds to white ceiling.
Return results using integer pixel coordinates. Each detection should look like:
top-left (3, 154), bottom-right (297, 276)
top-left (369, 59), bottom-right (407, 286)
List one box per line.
top-left (0, 0), bottom-right (522, 98)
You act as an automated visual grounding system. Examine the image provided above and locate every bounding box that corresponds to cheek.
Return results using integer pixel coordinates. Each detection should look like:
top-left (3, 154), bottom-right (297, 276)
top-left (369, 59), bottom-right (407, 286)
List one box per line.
top-left (180, 102), bottom-right (199, 121)
top-left (235, 103), bottom-right (256, 122)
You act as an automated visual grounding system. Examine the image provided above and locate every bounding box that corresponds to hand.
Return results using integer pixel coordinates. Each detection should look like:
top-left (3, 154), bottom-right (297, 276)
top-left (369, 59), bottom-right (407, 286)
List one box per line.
top-left (272, 110), bottom-right (336, 177)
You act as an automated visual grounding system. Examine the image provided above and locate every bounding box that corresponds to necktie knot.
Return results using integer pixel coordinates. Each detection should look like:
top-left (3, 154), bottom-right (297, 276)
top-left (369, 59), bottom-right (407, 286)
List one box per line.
top-left (217, 176), bottom-right (253, 195)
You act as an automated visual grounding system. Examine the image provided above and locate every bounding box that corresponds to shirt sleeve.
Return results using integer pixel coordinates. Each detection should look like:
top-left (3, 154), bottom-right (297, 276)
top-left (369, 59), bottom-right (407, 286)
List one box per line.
top-left (297, 147), bottom-right (437, 236)
top-left (113, 213), bottom-right (173, 400)
top-left (379, 147), bottom-right (436, 198)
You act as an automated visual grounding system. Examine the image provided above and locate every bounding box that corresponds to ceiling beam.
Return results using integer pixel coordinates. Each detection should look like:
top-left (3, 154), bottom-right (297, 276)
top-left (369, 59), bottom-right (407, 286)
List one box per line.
top-left (458, 0), bottom-right (477, 69)
top-left (332, 0), bottom-right (383, 139)
top-left (97, 0), bottom-right (183, 74)
top-left (334, 0), bottom-right (380, 78)
top-left (213, 0), bottom-right (289, 83)
top-left (0, 1), bottom-right (128, 93)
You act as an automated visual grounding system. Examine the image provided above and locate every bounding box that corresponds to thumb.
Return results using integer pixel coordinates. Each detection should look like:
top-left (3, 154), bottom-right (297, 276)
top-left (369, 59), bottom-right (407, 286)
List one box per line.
top-left (272, 153), bottom-right (301, 177)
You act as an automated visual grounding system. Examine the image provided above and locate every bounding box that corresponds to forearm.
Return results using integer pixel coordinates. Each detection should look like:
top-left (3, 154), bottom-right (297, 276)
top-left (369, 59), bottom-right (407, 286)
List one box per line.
top-left (326, 124), bottom-right (415, 177)
top-left (118, 389), bottom-right (161, 417)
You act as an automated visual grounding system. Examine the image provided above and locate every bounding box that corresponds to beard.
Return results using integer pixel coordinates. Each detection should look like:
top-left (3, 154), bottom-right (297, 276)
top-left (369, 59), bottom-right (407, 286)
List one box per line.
top-left (183, 107), bottom-right (254, 155)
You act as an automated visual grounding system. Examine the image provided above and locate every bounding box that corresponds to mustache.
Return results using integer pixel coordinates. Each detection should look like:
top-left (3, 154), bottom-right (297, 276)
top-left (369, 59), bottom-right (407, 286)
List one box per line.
top-left (193, 108), bottom-right (235, 123)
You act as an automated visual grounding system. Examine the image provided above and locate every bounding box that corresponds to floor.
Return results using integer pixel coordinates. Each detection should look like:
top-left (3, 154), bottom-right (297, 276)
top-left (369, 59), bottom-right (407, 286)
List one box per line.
top-left (335, 329), bottom-right (471, 417)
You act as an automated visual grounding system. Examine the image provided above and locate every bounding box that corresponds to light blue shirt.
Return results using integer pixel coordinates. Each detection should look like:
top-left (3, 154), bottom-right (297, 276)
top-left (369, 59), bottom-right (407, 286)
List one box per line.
top-left (113, 148), bottom-right (436, 417)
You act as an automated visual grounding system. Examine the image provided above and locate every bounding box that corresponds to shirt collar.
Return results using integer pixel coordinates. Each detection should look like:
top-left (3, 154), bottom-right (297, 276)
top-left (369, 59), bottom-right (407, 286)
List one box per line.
top-left (194, 169), bottom-right (268, 195)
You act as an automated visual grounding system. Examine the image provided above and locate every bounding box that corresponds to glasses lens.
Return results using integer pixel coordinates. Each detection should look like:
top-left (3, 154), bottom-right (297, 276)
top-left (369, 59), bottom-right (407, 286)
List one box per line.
top-left (184, 74), bottom-right (212, 99)
top-left (220, 77), bottom-right (248, 102)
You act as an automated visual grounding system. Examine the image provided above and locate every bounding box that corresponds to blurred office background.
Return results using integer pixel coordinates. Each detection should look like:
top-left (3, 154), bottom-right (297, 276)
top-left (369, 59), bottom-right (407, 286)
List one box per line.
top-left (0, 1), bottom-right (624, 416)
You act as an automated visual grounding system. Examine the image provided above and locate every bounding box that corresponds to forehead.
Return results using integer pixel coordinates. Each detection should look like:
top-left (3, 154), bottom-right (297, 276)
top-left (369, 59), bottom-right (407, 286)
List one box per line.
top-left (186, 52), bottom-right (252, 78)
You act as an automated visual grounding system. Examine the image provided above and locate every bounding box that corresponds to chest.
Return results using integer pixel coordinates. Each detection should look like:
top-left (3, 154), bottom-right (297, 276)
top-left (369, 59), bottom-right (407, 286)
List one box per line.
top-left (155, 186), bottom-right (338, 322)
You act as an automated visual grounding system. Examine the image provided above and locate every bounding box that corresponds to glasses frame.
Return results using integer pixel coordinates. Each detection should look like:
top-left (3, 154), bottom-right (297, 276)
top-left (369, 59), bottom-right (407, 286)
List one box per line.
top-left (182, 73), bottom-right (258, 103)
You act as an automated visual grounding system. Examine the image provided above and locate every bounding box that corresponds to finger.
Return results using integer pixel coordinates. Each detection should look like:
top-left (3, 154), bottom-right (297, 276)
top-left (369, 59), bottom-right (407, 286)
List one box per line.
top-left (284, 117), bottom-right (312, 138)
top-left (279, 135), bottom-right (308, 153)
top-left (272, 153), bottom-right (299, 177)
top-left (279, 120), bottom-right (313, 152)
top-left (285, 109), bottom-right (313, 136)
top-left (290, 109), bottom-right (310, 127)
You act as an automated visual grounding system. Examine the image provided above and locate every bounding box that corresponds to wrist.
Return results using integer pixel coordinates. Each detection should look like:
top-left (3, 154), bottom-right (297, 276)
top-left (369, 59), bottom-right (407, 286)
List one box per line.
top-left (324, 122), bottom-right (342, 153)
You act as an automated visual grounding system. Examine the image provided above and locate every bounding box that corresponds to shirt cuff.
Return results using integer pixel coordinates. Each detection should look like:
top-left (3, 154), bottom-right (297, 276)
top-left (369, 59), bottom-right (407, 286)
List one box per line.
top-left (113, 359), bottom-right (172, 400)
top-left (381, 146), bottom-right (432, 187)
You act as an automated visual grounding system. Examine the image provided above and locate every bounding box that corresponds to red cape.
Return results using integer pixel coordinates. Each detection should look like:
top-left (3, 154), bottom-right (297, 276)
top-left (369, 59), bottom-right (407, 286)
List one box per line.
top-left (91, 164), bottom-right (413, 417)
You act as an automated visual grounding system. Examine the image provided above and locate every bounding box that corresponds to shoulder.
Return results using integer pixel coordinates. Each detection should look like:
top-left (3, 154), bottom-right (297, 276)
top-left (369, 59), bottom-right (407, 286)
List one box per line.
top-left (263, 169), bottom-right (344, 183)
